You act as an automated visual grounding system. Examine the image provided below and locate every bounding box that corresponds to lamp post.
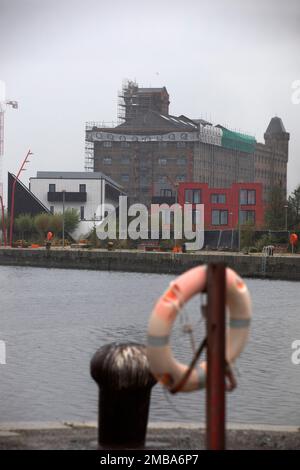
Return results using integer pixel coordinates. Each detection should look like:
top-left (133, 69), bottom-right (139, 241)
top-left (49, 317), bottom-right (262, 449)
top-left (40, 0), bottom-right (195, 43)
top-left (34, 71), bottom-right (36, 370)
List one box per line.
top-left (238, 191), bottom-right (241, 252)
top-left (62, 190), bottom-right (66, 248)
top-left (229, 212), bottom-right (233, 250)
top-left (284, 203), bottom-right (288, 232)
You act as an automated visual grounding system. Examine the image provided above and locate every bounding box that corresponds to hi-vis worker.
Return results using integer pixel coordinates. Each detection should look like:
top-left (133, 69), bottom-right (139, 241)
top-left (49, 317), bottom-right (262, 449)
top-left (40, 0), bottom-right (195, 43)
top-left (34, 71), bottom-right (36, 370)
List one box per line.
top-left (146, 265), bottom-right (251, 393)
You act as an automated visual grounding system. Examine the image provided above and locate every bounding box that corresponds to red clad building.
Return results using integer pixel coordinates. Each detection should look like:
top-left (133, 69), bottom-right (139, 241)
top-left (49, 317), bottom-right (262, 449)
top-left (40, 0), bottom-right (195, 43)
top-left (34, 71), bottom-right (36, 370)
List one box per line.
top-left (177, 182), bottom-right (264, 230)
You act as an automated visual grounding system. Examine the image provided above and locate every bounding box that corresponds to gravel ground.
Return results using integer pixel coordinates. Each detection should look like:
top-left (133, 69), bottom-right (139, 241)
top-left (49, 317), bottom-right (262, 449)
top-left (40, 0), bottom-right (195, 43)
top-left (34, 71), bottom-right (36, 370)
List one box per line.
top-left (0, 425), bottom-right (300, 450)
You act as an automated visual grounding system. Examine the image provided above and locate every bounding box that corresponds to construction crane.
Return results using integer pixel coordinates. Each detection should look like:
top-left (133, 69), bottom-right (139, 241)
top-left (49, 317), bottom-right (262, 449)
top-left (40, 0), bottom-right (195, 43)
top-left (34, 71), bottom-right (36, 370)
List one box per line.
top-left (0, 80), bottom-right (18, 246)
top-left (0, 80), bottom-right (18, 200)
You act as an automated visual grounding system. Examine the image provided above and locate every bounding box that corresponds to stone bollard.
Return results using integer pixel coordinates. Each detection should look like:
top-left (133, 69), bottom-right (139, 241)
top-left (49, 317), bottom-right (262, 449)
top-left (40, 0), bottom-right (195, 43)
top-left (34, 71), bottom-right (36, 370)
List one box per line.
top-left (90, 342), bottom-right (156, 449)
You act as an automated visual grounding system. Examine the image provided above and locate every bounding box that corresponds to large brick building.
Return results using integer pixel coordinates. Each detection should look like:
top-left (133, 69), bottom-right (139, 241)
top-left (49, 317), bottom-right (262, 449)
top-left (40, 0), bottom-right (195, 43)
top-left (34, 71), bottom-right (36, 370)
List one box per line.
top-left (85, 82), bottom-right (289, 206)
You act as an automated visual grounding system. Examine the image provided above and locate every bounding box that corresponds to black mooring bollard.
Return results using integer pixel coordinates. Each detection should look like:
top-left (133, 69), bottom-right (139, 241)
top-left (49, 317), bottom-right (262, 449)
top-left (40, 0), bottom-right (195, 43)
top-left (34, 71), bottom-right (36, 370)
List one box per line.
top-left (90, 342), bottom-right (156, 449)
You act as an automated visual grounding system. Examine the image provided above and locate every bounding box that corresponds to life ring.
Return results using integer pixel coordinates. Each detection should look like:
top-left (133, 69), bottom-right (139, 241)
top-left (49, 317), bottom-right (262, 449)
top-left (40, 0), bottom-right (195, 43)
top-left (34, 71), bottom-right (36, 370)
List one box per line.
top-left (146, 265), bottom-right (251, 393)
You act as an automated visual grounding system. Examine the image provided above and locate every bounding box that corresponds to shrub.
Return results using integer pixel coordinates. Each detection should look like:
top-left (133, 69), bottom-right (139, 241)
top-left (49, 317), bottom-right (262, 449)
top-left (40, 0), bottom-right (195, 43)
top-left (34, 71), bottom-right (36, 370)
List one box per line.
top-left (255, 234), bottom-right (275, 252)
top-left (14, 214), bottom-right (33, 240)
top-left (49, 213), bottom-right (63, 236)
top-left (34, 213), bottom-right (51, 237)
top-left (248, 246), bottom-right (258, 253)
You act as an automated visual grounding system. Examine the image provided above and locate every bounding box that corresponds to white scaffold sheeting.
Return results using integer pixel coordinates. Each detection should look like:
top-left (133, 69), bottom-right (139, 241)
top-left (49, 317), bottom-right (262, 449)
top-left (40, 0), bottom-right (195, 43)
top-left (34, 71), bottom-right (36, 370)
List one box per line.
top-left (86, 125), bottom-right (223, 146)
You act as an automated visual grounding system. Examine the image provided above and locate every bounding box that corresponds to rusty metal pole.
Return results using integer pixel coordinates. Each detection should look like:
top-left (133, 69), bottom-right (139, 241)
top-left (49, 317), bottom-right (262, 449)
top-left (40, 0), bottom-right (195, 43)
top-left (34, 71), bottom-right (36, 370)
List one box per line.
top-left (206, 263), bottom-right (226, 450)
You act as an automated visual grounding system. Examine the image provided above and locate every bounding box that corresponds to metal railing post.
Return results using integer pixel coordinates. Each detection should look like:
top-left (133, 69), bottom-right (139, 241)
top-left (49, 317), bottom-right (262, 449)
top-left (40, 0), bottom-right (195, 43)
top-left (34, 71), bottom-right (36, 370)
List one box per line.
top-left (206, 263), bottom-right (226, 450)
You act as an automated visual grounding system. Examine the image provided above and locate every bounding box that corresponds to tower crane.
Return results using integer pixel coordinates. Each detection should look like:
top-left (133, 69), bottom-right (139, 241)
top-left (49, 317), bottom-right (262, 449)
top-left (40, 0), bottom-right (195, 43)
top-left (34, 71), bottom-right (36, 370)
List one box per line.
top-left (0, 80), bottom-right (18, 245)
top-left (0, 81), bottom-right (18, 198)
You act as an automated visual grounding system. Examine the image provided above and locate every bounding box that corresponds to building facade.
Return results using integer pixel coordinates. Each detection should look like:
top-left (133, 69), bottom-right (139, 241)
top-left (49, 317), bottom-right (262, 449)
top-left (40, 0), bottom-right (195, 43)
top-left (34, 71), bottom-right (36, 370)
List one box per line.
top-left (29, 171), bottom-right (124, 239)
top-left (177, 182), bottom-right (264, 229)
top-left (85, 82), bottom-right (289, 207)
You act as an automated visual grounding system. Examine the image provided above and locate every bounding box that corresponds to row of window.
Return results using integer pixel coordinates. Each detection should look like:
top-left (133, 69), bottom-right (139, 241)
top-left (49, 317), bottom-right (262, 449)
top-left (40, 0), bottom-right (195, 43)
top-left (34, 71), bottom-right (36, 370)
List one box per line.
top-left (49, 184), bottom-right (86, 193)
top-left (100, 157), bottom-right (188, 166)
top-left (119, 175), bottom-right (187, 183)
top-left (100, 141), bottom-right (189, 148)
top-left (158, 175), bottom-right (186, 183)
top-left (212, 209), bottom-right (255, 226)
top-left (158, 158), bottom-right (186, 166)
top-left (162, 209), bottom-right (256, 226)
top-left (184, 189), bottom-right (256, 205)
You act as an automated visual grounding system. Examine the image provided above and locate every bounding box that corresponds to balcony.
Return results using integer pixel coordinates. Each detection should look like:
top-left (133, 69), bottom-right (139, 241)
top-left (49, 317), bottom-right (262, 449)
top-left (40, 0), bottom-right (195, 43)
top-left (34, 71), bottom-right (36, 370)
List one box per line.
top-left (47, 191), bottom-right (87, 202)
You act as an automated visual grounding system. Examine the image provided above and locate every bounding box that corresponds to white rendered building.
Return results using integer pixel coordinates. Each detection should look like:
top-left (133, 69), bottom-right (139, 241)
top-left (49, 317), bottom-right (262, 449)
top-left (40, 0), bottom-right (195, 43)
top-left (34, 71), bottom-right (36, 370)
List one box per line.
top-left (29, 171), bottom-right (124, 240)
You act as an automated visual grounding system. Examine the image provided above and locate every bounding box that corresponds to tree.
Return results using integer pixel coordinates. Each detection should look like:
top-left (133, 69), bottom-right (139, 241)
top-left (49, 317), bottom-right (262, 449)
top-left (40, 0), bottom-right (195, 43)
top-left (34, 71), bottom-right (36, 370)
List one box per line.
top-left (49, 213), bottom-right (63, 236)
top-left (288, 185), bottom-right (300, 230)
top-left (63, 208), bottom-right (80, 234)
top-left (264, 185), bottom-right (286, 230)
top-left (34, 213), bottom-right (51, 237)
top-left (14, 214), bottom-right (33, 240)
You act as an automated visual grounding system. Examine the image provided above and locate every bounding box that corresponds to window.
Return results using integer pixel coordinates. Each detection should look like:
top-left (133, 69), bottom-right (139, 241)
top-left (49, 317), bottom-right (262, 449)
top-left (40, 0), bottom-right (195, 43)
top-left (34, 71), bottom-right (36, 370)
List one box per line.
top-left (80, 206), bottom-right (85, 220)
top-left (176, 175), bottom-right (186, 182)
top-left (121, 174), bottom-right (129, 183)
top-left (79, 184), bottom-right (86, 193)
top-left (158, 175), bottom-right (167, 183)
top-left (158, 142), bottom-right (168, 148)
top-left (50, 206), bottom-right (54, 214)
top-left (212, 210), bottom-right (228, 225)
top-left (211, 193), bottom-right (226, 204)
top-left (177, 157), bottom-right (186, 165)
top-left (49, 184), bottom-right (56, 192)
top-left (240, 189), bottom-right (256, 205)
top-left (240, 210), bottom-right (255, 224)
top-left (121, 141), bottom-right (130, 148)
top-left (184, 189), bottom-right (201, 204)
top-left (158, 158), bottom-right (167, 166)
top-left (121, 156), bottom-right (130, 164)
top-left (103, 141), bottom-right (112, 147)
top-left (103, 157), bottom-right (112, 165)
top-left (160, 188), bottom-right (173, 197)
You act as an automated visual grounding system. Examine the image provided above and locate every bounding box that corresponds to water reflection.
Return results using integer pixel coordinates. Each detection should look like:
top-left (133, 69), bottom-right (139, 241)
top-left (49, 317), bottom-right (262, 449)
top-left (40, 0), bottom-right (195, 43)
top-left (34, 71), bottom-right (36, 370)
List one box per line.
top-left (0, 266), bottom-right (299, 425)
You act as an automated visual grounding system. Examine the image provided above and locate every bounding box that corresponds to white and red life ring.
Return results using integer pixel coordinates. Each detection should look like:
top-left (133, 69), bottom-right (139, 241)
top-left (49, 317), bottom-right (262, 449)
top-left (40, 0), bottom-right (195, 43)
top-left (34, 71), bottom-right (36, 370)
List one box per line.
top-left (146, 265), bottom-right (252, 392)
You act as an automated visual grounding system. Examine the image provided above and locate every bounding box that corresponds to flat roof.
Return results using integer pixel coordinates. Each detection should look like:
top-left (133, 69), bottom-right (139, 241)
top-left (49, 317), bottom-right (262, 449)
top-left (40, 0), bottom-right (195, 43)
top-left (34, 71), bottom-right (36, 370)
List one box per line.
top-left (32, 171), bottom-right (123, 190)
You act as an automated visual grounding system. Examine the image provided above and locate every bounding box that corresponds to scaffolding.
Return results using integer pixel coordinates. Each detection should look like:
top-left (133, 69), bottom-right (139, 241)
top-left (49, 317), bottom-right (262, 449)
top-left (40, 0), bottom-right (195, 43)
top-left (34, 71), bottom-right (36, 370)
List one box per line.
top-left (85, 140), bottom-right (94, 172)
top-left (118, 79), bottom-right (169, 125)
top-left (118, 79), bottom-right (139, 124)
top-left (85, 121), bottom-right (118, 172)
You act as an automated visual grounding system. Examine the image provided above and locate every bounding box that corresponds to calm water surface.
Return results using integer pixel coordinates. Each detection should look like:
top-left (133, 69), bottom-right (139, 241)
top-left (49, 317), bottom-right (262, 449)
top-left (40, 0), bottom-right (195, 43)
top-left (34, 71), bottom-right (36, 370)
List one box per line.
top-left (0, 266), bottom-right (299, 425)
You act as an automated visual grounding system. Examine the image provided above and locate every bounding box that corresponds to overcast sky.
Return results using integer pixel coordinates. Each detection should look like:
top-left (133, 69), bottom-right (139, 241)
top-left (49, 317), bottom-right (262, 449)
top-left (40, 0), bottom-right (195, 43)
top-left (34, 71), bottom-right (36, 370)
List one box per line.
top-left (0, 0), bottom-right (299, 201)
